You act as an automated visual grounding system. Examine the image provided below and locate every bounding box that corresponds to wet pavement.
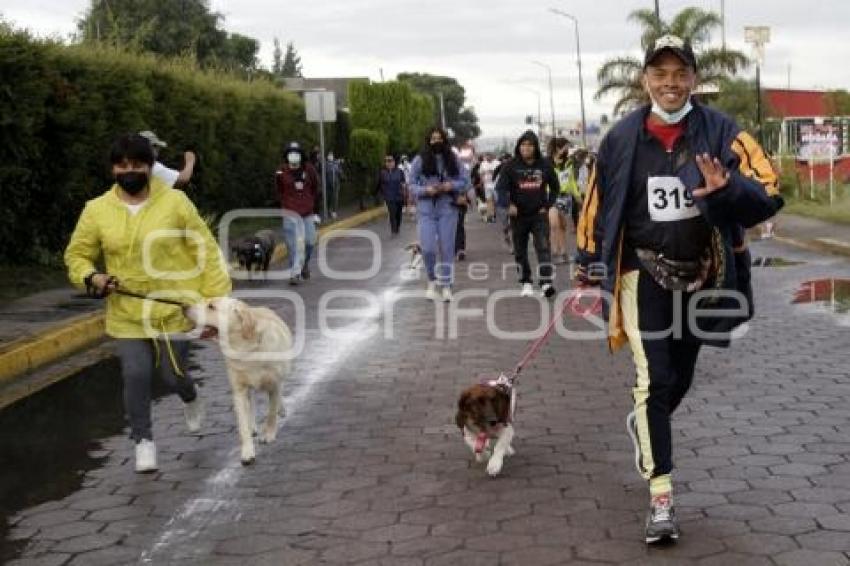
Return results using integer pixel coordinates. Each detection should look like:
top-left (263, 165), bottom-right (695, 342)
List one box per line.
top-left (3, 216), bottom-right (850, 565)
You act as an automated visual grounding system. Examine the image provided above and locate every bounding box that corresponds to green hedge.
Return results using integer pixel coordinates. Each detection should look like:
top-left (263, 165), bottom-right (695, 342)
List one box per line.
top-left (348, 80), bottom-right (432, 156)
top-left (348, 128), bottom-right (387, 208)
top-left (0, 28), bottom-right (324, 265)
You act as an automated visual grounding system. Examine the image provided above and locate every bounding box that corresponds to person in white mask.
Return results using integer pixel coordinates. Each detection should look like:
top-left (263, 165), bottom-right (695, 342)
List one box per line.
top-left (575, 34), bottom-right (783, 545)
top-left (275, 141), bottom-right (321, 285)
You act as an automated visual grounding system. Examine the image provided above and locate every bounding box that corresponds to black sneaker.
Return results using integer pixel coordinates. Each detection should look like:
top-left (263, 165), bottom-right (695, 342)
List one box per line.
top-left (645, 494), bottom-right (680, 544)
top-left (301, 266), bottom-right (311, 280)
top-left (456, 250), bottom-right (466, 261)
top-left (542, 284), bottom-right (556, 298)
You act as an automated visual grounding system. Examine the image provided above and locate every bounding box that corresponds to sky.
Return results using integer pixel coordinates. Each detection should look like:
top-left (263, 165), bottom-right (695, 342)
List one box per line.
top-left (3, 0), bottom-right (850, 142)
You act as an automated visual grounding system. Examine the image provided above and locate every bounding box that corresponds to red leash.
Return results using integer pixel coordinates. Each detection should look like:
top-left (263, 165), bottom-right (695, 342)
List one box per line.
top-left (511, 288), bottom-right (602, 379)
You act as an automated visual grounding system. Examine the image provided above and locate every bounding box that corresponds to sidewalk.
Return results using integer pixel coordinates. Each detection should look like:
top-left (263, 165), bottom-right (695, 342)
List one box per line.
top-left (767, 212), bottom-right (850, 257)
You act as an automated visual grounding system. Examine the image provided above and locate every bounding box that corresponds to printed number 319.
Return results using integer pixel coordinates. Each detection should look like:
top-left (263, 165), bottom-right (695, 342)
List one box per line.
top-left (652, 187), bottom-right (694, 210)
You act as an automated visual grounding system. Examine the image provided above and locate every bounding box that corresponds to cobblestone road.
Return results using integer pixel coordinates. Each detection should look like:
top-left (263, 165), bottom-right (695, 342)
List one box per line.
top-left (5, 217), bottom-right (850, 565)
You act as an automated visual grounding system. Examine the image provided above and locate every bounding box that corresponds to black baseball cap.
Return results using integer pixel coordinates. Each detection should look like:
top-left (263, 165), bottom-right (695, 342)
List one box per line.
top-left (644, 34), bottom-right (697, 71)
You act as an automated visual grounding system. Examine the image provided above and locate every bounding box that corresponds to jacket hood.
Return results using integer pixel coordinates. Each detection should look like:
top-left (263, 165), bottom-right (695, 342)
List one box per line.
top-left (514, 130), bottom-right (543, 161)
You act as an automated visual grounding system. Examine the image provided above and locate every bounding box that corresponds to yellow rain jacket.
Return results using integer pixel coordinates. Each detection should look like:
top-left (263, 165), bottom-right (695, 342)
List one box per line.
top-left (65, 178), bottom-right (232, 338)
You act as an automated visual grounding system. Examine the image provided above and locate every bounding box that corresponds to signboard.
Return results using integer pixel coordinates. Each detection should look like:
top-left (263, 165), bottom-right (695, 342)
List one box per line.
top-left (797, 121), bottom-right (841, 161)
top-left (305, 91), bottom-right (336, 123)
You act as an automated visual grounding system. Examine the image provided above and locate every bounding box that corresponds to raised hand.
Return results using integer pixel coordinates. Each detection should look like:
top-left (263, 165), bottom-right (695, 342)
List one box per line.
top-left (692, 153), bottom-right (730, 198)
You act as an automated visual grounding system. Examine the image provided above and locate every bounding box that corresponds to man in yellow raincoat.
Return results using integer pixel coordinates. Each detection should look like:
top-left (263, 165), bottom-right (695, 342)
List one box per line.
top-left (65, 133), bottom-right (232, 473)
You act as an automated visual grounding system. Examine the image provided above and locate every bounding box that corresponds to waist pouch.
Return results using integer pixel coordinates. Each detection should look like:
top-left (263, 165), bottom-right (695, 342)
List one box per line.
top-left (636, 247), bottom-right (712, 292)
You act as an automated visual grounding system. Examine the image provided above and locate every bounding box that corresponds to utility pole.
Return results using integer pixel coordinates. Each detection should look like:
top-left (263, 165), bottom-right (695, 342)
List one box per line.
top-left (745, 26), bottom-right (771, 147)
top-left (549, 8), bottom-right (587, 147)
top-left (654, 0), bottom-right (660, 22)
top-left (438, 92), bottom-right (447, 131)
top-left (721, 0), bottom-right (726, 51)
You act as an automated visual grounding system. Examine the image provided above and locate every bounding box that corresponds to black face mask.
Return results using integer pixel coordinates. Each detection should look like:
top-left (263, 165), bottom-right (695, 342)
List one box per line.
top-left (116, 171), bottom-right (149, 195)
top-left (430, 142), bottom-right (445, 154)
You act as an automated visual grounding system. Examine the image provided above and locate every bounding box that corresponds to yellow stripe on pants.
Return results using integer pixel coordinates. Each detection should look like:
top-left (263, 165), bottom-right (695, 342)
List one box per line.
top-left (621, 270), bottom-right (655, 482)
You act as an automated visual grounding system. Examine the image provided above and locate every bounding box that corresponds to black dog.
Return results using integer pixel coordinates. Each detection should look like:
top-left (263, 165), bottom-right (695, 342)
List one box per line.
top-left (233, 229), bottom-right (277, 277)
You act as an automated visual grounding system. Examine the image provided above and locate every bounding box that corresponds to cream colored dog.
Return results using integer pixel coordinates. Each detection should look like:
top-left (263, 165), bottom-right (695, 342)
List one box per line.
top-left (184, 297), bottom-right (292, 465)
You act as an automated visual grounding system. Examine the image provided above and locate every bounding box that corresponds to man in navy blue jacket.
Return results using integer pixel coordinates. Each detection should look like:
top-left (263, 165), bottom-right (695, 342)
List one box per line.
top-left (576, 34), bottom-right (783, 544)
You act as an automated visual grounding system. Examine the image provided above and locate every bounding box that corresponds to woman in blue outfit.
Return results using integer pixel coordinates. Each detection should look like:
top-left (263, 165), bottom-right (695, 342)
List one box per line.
top-left (408, 127), bottom-right (468, 302)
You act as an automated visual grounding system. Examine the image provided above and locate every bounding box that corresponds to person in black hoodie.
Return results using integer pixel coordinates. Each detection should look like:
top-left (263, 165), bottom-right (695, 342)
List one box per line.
top-left (495, 130), bottom-right (559, 298)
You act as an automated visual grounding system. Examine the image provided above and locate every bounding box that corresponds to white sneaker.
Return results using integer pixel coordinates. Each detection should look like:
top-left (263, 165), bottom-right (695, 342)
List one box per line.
top-left (135, 439), bottom-right (158, 473)
top-left (426, 282), bottom-right (439, 300)
top-left (184, 396), bottom-right (204, 433)
top-left (442, 286), bottom-right (453, 302)
top-left (520, 283), bottom-right (534, 297)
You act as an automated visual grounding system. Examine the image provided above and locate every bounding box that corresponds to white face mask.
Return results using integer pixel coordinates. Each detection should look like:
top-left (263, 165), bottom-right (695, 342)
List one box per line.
top-left (287, 152), bottom-right (302, 166)
top-left (650, 95), bottom-right (693, 125)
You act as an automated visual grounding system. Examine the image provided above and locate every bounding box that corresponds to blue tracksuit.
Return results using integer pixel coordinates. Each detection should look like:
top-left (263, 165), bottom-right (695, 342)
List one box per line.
top-left (409, 154), bottom-right (469, 285)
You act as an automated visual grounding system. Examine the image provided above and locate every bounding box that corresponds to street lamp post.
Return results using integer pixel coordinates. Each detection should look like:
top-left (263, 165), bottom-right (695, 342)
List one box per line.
top-left (532, 60), bottom-right (556, 141)
top-left (745, 26), bottom-right (771, 146)
top-left (549, 8), bottom-right (587, 148)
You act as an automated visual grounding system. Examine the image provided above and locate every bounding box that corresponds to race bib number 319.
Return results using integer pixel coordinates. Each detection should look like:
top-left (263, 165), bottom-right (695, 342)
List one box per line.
top-left (647, 176), bottom-right (700, 222)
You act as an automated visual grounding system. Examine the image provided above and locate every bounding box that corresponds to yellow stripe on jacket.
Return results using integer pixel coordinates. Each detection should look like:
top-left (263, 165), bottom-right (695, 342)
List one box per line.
top-left (731, 131), bottom-right (780, 197)
top-left (577, 164), bottom-right (600, 255)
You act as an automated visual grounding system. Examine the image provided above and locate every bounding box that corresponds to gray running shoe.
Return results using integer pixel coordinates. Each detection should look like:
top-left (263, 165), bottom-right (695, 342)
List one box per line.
top-left (645, 494), bottom-right (680, 544)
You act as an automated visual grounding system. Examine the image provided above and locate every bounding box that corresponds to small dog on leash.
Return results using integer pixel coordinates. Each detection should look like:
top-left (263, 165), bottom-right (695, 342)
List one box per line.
top-left (185, 297), bottom-right (292, 465)
top-left (233, 229), bottom-right (277, 277)
top-left (455, 374), bottom-right (516, 477)
top-left (405, 242), bottom-right (423, 270)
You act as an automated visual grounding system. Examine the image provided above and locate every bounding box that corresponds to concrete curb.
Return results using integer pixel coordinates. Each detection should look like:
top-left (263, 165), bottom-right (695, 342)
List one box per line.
top-left (0, 313), bottom-right (105, 385)
top-left (773, 235), bottom-right (850, 259)
top-left (0, 207), bottom-right (387, 390)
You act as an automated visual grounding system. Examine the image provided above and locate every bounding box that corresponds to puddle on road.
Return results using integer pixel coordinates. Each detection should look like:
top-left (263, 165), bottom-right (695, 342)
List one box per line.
top-left (752, 256), bottom-right (805, 268)
top-left (792, 279), bottom-right (850, 315)
top-left (0, 345), bottom-right (202, 562)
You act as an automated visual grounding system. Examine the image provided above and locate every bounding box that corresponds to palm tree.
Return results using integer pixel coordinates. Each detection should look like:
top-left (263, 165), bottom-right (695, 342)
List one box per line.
top-left (595, 7), bottom-right (749, 116)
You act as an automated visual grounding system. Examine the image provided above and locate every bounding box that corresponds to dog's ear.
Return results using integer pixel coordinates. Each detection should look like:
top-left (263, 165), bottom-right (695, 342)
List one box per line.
top-left (456, 391), bottom-right (472, 429)
top-left (235, 303), bottom-right (257, 341)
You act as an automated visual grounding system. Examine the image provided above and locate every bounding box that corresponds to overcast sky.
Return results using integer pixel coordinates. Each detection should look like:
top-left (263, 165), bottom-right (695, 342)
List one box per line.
top-left (3, 0), bottom-right (849, 141)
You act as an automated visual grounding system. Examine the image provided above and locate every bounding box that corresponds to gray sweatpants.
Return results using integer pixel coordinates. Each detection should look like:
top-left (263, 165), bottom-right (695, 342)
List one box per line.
top-left (115, 338), bottom-right (196, 442)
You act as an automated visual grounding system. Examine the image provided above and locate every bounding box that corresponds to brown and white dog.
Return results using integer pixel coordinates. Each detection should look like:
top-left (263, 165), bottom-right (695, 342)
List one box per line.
top-left (455, 376), bottom-right (516, 477)
top-left (184, 297), bottom-right (292, 465)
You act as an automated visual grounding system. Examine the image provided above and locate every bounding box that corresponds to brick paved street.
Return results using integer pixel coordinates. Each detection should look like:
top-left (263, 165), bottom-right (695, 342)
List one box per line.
top-left (5, 216), bottom-right (850, 565)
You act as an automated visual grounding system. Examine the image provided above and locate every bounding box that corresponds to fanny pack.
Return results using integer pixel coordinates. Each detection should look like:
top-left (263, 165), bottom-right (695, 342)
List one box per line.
top-left (635, 247), bottom-right (713, 292)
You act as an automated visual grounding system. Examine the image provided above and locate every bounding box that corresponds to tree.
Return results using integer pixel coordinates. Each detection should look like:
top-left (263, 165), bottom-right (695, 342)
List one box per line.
top-left (825, 90), bottom-right (850, 116)
top-left (348, 80), bottom-right (433, 155)
top-left (272, 37), bottom-right (283, 75)
top-left (707, 78), bottom-right (770, 135)
top-left (349, 129), bottom-right (387, 209)
top-left (76, 0), bottom-right (259, 72)
top-left (281, 41), bottom-right (302, 78)
top-left (397, 72), bottom-right (481, 143)
top-left (595, 7), bottom-right (749, 116)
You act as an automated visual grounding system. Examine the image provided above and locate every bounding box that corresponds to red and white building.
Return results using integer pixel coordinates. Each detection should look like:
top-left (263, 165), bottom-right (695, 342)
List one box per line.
top-left (766, 89), bottom-right (850, 182)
